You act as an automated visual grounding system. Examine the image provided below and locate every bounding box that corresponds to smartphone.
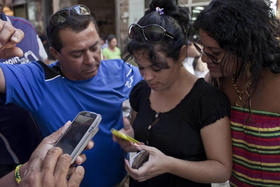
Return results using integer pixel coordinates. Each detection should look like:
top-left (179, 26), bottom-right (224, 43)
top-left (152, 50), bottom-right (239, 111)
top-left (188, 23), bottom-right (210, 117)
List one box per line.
top-left (111, 128), bottom-right (139, 143)
top-left (130, 150), bottom-right (149, 169)
top-left (55, 111), bottom-right (102, 163)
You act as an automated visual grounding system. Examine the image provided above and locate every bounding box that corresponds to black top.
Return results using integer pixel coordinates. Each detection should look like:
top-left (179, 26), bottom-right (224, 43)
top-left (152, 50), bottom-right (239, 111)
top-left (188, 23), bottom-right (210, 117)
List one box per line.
top-left (129, 79), bottom-right (230, 187)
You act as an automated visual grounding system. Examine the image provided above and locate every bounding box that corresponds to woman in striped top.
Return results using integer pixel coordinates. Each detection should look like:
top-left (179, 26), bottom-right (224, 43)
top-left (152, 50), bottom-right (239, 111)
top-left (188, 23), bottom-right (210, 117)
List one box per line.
top-left (194, 0), bottom-right (280, 186)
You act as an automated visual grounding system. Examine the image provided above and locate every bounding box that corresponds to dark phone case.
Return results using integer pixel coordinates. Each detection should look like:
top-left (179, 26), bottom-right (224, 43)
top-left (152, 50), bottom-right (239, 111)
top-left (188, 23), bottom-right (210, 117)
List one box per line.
top-left (132, 150), bottom-right (149, 169)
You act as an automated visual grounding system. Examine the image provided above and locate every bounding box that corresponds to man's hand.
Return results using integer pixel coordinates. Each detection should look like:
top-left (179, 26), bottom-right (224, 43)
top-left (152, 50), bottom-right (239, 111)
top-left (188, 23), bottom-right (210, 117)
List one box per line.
top-left (0, 19), bottom-right (24, 58)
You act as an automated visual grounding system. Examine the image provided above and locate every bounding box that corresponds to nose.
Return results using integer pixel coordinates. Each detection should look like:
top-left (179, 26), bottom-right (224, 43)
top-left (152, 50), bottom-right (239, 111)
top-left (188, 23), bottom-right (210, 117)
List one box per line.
top-left (142, 69), bottom-right (154, 81)
top-left (84, 50), bottom-right (96, 65)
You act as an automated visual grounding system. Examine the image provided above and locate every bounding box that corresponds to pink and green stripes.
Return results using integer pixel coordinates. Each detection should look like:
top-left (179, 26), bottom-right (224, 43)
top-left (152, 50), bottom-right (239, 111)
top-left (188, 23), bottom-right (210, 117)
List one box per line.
top-left (230, 106), bottom-right (280, 186)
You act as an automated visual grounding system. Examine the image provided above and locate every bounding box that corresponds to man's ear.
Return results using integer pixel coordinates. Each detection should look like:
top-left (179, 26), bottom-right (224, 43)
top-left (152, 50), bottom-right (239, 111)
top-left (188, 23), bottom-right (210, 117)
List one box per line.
top-left (178, 45), bottom-right (188, 63)
top-left (49, 47), bottom-right (60, 60)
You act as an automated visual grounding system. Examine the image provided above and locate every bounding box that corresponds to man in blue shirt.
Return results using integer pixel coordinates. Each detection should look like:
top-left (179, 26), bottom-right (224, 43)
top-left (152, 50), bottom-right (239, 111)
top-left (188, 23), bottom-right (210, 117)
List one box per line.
top-left (0, 4), bottom-right (142, 187)
top-left (0, 0), bottom-right (48, 177)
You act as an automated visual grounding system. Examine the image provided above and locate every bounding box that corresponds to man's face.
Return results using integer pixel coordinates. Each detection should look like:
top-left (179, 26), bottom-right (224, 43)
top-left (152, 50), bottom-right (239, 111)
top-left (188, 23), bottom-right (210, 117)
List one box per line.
top-left (53, 22), bottom-right (102, 81)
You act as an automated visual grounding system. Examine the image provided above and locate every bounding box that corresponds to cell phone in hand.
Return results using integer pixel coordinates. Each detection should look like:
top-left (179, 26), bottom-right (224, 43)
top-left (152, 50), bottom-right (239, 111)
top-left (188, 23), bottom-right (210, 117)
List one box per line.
top-left (111, 128), bottom-right (139, 143)
top-left (130, 150), bottom-right (149, 169)
top-left (55, 111), bottom-right (102, 164)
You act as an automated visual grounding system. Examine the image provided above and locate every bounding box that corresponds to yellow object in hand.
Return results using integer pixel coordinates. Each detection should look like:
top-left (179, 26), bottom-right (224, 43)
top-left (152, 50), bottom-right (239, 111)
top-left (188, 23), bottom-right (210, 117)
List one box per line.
top-left (111, 128), bottom-right (140, 143)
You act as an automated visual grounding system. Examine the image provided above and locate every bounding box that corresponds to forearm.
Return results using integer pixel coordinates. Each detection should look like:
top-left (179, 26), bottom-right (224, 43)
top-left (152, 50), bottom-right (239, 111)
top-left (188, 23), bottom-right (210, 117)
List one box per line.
top-left (165, 156), bottom-right (231, 183)
top-left (0, 163), bottom-right (28, 187)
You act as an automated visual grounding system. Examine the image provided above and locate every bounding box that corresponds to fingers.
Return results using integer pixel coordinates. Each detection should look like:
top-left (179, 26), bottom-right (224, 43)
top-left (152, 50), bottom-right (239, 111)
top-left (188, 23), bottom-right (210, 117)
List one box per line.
top-left (124, 159), bottom-right (148, 182)
top-left (0, 46), bottom-right (23, 58)
top-left (11, 28), bottom-right (24, 43)
top-left (75, 154), bottom-right (86, 165)
top-left (0, 21), bottom-right (16, 48)
top-left (42, 147), bottom-right (63, 175)
top-left (40, 147), bottom-right (64, 186)
top-left (0, 20), bottom-right (24, 58)
top-left (85, 140), bottom-right (94, 150)
top-left (68, 166), bottom-right (85, 187)
top-left (53, 153), bottom-right (72, 181)
top-left (136, 144), bottom-right (155, 153)
top-left (44, 121), bottom-right (72, 144)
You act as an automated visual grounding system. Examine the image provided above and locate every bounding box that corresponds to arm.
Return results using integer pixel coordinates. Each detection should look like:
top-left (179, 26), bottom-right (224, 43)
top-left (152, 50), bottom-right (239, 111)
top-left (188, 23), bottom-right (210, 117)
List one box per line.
top-left (166, 116), bottom-right (232, 183)
top-left (126, 117), bottom-right (232, 183)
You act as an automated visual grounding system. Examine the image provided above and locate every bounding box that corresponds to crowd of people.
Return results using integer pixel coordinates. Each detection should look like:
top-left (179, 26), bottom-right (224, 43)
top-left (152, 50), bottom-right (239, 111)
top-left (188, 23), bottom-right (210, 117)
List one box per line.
top-left (0, 0), bottom-right (279, 187)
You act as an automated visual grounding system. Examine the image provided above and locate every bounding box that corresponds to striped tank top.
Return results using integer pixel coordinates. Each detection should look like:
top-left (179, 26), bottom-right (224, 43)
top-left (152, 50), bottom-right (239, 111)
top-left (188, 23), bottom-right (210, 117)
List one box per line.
top-left (230, 106), bottom-right (280, 186)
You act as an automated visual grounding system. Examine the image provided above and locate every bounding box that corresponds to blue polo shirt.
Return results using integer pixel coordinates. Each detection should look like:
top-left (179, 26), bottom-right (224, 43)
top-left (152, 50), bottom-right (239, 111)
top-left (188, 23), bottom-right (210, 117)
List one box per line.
top-left (0, 59), bottom-right (142, 187)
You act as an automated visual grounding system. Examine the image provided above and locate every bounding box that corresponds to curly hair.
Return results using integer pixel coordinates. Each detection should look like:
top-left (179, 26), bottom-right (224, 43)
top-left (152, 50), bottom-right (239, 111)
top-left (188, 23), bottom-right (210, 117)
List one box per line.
top-left (194, 0), bottom-right (280, 88)
top-left (124, 0), bottom-right (191, 70)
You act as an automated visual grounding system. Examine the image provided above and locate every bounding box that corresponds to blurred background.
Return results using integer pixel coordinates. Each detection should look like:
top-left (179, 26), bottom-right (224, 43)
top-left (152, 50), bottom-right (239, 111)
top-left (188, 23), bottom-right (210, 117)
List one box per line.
top-left (3, 0), bottom-right (280, 55)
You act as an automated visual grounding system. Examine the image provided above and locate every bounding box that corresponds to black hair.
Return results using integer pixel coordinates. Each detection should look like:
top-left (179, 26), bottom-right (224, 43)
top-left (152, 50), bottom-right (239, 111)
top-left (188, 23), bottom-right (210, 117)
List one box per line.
top-left (194, 0), bottom-right (280, 90)
top-left (124, 0), bottom-right (190, 69)
top-left (47, 6), bottom-right (98, 52)
top-left (107, 34), bottom-right (117, 43)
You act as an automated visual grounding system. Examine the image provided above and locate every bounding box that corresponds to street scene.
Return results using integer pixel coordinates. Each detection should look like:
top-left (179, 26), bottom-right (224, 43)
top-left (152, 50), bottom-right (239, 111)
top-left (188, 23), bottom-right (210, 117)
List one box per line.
top-left (0, 0), bottom-right (280, 186)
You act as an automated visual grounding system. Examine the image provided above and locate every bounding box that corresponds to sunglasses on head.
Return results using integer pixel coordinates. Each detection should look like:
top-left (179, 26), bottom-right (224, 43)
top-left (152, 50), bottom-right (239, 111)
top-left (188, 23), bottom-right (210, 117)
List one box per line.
top-left (128, 23), bottom-right (175, 42)
top-left (50, 4), bottom-right (91, 26)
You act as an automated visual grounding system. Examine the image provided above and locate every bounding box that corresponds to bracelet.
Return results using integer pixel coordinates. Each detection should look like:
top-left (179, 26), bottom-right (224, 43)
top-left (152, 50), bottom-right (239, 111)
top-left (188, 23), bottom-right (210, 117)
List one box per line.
top-left (15, 164), bottom-right (23, 184)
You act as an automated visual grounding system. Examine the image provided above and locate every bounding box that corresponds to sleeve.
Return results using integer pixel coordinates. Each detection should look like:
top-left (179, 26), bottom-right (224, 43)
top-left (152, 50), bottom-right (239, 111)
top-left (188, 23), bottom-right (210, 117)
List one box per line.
top-left (198, 84), bottom-right (231, 129)
top-left (0, 62), bottom-right (46, 113)
top-left (129, 80), bottom-right (146, 112)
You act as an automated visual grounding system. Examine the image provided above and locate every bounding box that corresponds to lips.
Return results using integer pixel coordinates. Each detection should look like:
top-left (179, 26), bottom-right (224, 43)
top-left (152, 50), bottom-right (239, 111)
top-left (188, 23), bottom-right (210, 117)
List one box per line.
top-left (148, 82), bottom-right (158, 89)
top-left (83, 66), bottom-right (98, 74)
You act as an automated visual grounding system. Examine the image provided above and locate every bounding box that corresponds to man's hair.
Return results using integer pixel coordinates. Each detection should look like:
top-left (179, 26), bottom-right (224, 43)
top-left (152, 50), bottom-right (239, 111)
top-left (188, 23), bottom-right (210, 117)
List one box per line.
top-left (47, 10), bottom-right (99, 52)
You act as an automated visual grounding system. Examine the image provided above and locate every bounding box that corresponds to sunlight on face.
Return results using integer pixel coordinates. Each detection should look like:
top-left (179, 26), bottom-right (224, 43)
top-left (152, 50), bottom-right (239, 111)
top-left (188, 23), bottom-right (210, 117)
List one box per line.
top-left (57, 22), bottom-right (102, 81)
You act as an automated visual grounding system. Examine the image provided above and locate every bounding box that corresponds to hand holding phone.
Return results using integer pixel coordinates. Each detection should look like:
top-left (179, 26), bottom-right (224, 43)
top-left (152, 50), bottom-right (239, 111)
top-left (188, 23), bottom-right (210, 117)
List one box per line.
top-left (55, 111), bottom-right (102, 164)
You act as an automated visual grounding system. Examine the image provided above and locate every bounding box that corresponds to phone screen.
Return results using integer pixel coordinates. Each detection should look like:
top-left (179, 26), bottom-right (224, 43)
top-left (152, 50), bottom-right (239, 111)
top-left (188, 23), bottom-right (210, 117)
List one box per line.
top-left (56, 114), bottom-right (97, 154)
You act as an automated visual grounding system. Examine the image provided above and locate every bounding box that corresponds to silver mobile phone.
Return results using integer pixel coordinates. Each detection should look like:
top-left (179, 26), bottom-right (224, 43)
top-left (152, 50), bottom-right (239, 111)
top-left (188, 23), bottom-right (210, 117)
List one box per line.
top-left (55, 111), bottom-right (102, 163)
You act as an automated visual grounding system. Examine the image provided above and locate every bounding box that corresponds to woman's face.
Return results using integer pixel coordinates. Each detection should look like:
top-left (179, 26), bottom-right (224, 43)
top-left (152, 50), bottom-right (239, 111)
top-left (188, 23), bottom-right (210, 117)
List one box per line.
top-left (133, 46), bottom-right (182, 92)
top-left (109, 38), bottom-right (117, 48)
top-left (199, 29), bottom-right (237, 78)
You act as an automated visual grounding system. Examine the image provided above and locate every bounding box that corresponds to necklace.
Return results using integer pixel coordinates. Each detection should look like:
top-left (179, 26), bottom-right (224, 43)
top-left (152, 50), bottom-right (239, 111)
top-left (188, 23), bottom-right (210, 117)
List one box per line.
top-left (232, 77), bottom-right (252, 107)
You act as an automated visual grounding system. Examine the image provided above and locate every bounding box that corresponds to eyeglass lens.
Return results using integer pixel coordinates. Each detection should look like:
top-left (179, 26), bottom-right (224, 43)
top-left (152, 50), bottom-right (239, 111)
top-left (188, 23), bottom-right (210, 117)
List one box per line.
top-left (71, 5), bottom-right (91, 16)
top-left (193, 43), bottom-right (219, 64)
top-left (144, 25), bottom-right (165, 41)
top-left (129, 24), bottom-right (173, 42)
top-left (51, 5), bottom-right (90, 25)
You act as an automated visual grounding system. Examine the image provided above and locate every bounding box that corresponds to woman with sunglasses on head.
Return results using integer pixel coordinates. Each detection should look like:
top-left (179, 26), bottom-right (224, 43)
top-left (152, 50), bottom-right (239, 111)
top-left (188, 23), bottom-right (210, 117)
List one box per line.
top-left (113, 0), bottom-right (232, 186)
top-left (194, 0), bottom-right (280, 186)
